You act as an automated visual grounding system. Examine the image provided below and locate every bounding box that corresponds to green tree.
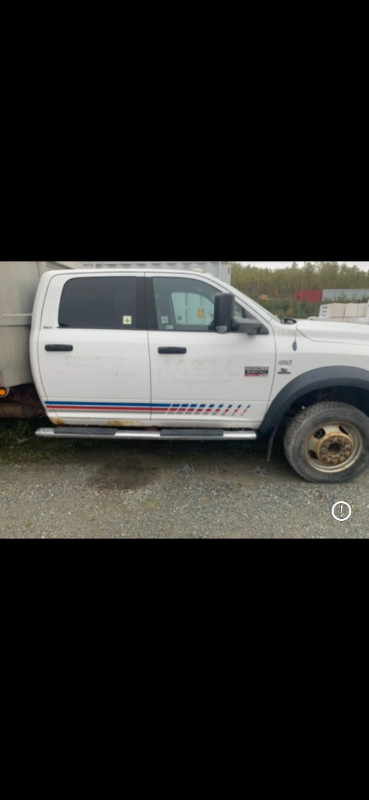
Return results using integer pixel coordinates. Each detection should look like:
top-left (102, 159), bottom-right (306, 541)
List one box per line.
top-left (231, 261), bottom-right (369, 319)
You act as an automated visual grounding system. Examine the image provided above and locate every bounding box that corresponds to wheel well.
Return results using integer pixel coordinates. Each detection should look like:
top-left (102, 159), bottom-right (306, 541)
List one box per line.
top-left (286, 385), bottom-right (369, 421)
top-left (263, 372), bottom-right (369, 459)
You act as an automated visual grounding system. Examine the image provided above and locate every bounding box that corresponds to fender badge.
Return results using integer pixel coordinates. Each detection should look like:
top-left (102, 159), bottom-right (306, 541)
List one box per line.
top-left (245, 367), bottom-right (269, 376)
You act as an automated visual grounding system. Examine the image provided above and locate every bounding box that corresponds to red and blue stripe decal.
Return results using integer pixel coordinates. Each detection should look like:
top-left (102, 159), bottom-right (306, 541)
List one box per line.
top-left (46, 402), bottom-right (154, 412)
top-left (45, 401), bottom-right (251, 416)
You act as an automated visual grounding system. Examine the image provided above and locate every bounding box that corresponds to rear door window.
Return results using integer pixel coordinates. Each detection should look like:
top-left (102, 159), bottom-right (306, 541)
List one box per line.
top-left (58, 276), bottom-right (142, 329)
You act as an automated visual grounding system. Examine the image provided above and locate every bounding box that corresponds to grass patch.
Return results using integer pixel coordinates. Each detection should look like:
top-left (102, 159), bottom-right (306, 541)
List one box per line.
top-left (0, 418), bottom-right (109, 465)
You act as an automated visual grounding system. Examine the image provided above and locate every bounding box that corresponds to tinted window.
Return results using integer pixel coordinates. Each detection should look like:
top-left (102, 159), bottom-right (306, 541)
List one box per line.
top-left (59, 277), bottom-right (138, 329)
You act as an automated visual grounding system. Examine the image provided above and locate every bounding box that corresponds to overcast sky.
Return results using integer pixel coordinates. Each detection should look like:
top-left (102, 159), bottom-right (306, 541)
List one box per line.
top-left (239, 261), bottom-right (369, 270)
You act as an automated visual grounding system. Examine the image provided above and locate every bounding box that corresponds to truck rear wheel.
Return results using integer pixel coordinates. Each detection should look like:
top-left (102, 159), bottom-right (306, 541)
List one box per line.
top-left (284, 402), bottom-right (369, 483)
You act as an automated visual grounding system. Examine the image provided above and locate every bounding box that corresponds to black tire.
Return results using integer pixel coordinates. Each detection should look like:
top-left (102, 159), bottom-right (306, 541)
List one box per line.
top-left (284, 401), bottom-right (369, 483)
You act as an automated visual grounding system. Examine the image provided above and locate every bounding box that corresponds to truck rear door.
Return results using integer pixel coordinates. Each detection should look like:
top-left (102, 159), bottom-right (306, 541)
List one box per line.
top-left (34, 273), bottom-right (151, 426)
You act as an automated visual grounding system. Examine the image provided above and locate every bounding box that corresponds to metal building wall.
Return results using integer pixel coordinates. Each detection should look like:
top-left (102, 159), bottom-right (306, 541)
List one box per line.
top-left (322, 288), bottom-right (369, 301)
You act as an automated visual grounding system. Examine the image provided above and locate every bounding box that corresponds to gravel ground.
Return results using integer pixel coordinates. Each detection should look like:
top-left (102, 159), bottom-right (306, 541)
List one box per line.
top-left (1, 419), bottom-right (369, 538)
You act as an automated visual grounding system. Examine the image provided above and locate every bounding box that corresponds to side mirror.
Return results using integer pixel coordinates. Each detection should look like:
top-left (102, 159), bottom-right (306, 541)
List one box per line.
top-left (232, 317), bottom-right (269, 335)
top-left (214, 293), bottom-right (234, 333)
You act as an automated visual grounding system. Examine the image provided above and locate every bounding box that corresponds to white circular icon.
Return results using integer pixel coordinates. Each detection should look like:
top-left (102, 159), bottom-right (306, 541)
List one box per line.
top-left (332, 501), bottom-right (352, 522)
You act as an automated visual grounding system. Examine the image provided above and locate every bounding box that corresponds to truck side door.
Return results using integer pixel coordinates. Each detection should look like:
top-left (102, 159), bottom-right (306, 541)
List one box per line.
top-left (147, 275), bottom-right (276, 427)
top-left (34, 273), bottom-right (151, 426)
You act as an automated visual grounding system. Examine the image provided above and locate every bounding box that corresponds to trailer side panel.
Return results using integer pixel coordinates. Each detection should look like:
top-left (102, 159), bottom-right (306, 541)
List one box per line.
top-left (0, 261), bottom-right (84, 388)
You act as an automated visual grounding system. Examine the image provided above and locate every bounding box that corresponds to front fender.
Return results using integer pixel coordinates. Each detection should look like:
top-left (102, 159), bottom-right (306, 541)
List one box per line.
top-left (259, 366), bottom-right (369, 437)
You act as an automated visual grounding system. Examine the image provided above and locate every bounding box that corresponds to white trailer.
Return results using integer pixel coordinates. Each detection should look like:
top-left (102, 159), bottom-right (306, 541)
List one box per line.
top-left (81, 261), bottom-right (232, 283)
top-left (0, 262), bottom-right (85, 410)
top-left (318, 301), bottom-right (369, 324)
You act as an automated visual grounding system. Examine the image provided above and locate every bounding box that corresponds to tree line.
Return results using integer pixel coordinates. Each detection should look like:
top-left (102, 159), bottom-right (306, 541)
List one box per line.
top-left (231, 262), bottom-right (369, 318)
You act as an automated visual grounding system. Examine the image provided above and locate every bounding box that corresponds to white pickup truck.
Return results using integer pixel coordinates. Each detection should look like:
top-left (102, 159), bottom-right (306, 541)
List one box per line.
top-left (2, 264), bottom-right (369, 484)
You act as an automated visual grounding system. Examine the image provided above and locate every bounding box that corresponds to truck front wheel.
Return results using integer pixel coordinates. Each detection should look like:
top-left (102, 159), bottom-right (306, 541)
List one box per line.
top-left (284, 402), bottom-right (369, 483)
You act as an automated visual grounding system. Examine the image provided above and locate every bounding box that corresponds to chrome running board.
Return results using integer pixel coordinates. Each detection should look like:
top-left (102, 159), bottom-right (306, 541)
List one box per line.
top-left (36, 426), bottom-right (257, 442)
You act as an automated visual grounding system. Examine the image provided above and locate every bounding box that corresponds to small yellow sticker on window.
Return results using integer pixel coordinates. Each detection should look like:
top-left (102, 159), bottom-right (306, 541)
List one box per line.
top-left (198, 308), bottom-right (205, 319)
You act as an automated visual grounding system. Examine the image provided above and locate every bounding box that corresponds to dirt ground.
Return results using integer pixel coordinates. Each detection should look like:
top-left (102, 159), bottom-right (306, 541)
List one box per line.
top-left (1, 419), bottom-right (368, 538)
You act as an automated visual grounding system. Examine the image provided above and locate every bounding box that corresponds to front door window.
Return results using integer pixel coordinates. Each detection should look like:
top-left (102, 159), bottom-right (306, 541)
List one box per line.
top-left (153, 276), bottom-right (220, 332)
